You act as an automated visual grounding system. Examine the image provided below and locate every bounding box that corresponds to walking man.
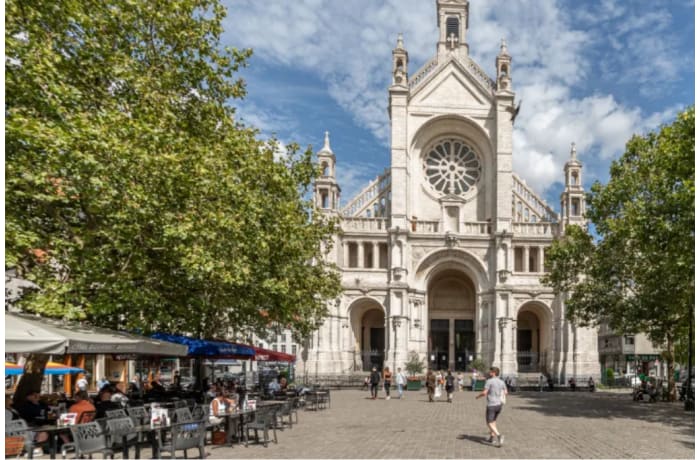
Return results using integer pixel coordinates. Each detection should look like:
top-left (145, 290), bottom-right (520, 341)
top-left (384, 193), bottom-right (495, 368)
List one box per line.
top-left (369, 367), bottom-right (380, 399)
top-left (476, 366), bottom-right (507, 447)
top-left (395, 367), bottom-right (407, 400)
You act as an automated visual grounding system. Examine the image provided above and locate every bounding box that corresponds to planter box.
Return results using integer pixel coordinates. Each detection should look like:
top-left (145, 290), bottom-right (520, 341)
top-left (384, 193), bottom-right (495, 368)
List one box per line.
top-left (406, 380), bottom-right (423, 391)
top-left (474, 379), bottom-right (486, 391)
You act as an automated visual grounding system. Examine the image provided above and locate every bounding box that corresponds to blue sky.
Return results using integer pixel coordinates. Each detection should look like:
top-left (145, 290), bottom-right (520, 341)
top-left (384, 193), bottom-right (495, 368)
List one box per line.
top-left (221, 0), bottom-right (694, 210)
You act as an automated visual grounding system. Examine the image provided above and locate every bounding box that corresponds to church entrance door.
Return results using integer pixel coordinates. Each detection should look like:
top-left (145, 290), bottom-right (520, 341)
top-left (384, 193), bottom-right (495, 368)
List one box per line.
top-left (428, 269), bottom-right (477, 371)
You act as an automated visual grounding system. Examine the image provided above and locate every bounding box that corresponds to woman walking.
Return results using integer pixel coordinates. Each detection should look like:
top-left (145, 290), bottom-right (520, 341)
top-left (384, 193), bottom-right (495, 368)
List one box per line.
top-left (383, 366), bottom-right (393, 400)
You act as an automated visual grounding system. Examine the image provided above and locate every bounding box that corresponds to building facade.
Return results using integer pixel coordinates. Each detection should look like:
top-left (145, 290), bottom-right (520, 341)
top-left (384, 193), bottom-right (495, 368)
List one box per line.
top-left (301, 0), bottom-right (599, 382)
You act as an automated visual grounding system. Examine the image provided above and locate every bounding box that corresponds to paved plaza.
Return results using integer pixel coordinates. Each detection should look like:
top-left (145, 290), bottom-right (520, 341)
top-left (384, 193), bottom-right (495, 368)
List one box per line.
top-left (202, 388), bottom-right (694, 459)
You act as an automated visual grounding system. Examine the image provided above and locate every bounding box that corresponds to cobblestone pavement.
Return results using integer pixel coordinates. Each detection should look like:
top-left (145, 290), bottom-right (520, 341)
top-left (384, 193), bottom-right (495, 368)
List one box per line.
top-left (185, 389), bottom-right (693, 459)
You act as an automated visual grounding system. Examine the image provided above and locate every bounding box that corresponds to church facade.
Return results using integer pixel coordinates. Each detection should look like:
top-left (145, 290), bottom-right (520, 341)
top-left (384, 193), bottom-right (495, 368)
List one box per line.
top-left (301, 0), bottom-right (599, 382)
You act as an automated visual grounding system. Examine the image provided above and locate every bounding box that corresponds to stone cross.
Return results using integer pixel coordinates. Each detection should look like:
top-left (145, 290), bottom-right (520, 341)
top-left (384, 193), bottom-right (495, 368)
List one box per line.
top-left (447, 33), bottom-right (458, 49)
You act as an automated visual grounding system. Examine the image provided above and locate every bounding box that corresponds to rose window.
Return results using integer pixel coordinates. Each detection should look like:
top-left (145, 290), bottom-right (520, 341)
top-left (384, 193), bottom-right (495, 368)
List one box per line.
top-left (423, 139), bottom-right (481, 195)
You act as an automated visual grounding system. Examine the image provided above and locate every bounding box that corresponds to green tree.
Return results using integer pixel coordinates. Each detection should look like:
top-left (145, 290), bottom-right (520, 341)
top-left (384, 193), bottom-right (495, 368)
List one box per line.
top-left (6, 0), bottom-right (341, 399)
top-left (543, 107), bottom-right (694, 400)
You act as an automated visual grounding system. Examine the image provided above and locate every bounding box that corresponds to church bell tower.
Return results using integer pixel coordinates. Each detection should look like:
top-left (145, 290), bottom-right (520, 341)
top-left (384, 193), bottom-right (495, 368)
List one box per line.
top-left (436, 0), bottom-right (470, 60)
top-left (560, 143), bottom-right (586, 229)
top-left (314, 131), bottom-right (341, 214)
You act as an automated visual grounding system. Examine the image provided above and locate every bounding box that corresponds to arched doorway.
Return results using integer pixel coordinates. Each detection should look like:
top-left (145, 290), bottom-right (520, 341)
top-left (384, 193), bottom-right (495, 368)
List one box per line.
top-left (516, 302), bottom-right (551, 373)
top-left (349, 299), bottom-right (386, 372)
top-left (427, 269), bottom-right (476, 371)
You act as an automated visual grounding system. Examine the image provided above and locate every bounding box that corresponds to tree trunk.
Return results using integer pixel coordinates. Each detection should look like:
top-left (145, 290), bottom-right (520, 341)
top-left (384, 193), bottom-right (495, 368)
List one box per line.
top-left (667, 335), bottom-right (676, 401)
top-left (12, 354), bottom-right (50, 406)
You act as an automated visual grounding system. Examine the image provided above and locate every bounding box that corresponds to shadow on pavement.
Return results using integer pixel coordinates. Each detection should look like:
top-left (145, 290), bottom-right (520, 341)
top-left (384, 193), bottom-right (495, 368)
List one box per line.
top-left (457, 433), bottom-right (496, 447)
top-left (513, 392), bottom-right (694, 439)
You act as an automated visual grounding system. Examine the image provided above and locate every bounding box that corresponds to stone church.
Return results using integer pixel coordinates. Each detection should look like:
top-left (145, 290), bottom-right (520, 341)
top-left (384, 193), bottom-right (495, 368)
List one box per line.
top-left (301, 0), bottom-right (599, 382)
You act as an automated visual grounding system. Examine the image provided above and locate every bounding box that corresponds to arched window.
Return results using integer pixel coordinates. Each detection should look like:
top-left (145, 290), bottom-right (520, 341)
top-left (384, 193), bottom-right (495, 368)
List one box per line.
top-left (321, 162), bottom-right (329, 176)
top-left (446, 17), bottom-right (460, 41)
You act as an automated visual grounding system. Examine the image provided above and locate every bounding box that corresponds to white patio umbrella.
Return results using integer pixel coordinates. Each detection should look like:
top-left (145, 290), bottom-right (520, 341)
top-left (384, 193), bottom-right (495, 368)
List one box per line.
top-left (4, 312), bottom-right (188, 356)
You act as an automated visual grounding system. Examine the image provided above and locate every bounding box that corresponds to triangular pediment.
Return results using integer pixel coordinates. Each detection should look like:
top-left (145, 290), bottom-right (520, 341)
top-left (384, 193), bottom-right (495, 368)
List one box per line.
top-left (410, 58), bottom-right (494, 108)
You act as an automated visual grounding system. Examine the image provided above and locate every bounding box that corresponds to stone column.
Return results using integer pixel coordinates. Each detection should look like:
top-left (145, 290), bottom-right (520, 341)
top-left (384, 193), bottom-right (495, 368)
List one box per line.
top-left (373, 243), bottom-right (379, 269)
top-left (358, 243), bottom-right (365, 269)
top-left (343, 242), bottom-right (350, 268)
top-left (538, 246), bottom-right (544, 273)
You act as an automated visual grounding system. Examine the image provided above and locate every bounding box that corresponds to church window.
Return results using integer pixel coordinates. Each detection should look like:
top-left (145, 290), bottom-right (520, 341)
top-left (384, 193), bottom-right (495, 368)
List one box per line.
top-left (446, 17), bottom-right (459, 41)
top-left (373, 203), bottom-right (379, 217)
top-left (365, 209), bottom-right (372, 217)
top-left (514, 247), bottom-right (524, 272)
top-left (378, 243), bottom-right (389, 268)
top-left (571, 198), bottom-right (581, 216)
top-left (321, 191), bottom-right (329, 208)
top-left (571, 171), bottom-right (578, 185)
top-left (530, 214), bottom-right (537, 223)
top-left (528, 247), bottom-right (538, 272)
top-left (423, 138), bottom-right (481, 195)
top-left (524, 208), bottom-right (529, 221)
top-left (500, 64), bottom-right (508, 78)
top-left (348, 242), bottom-right (358, 268)
top-left (321, 162), bottom-right (329, 176)
top-left (363, 242), bottom-right (374, 268)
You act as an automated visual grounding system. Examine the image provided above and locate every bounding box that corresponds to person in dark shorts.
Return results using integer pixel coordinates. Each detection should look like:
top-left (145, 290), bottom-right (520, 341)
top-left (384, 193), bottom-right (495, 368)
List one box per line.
top-left (476, 366), bottom-right (507, 447)
top-left (445, 370), bottom-right (455, 402)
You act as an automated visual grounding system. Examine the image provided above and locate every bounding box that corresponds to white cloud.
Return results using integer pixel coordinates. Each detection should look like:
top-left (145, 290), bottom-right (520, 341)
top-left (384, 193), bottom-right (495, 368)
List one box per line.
top-left (223, 0), bottom-right (685, 198)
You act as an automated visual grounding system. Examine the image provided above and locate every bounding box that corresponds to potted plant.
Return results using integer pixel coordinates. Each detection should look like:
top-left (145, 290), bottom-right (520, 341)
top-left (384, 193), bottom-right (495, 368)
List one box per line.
top-left (470, 358), bottom-right (488, 391)
top-left (404, 351), bottom-right (425, 390)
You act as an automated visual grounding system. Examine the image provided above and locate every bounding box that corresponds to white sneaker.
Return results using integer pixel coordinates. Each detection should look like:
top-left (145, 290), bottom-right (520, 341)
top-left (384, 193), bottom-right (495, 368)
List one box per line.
top-left (386, 396), bottom-right (391, 400)
top-left (33, 447), bottom-right (44, 457)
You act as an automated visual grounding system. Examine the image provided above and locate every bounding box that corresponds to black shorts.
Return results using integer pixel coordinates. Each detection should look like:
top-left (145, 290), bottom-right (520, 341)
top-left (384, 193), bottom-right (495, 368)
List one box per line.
top-left (486, 404), bottom-right (502, 423)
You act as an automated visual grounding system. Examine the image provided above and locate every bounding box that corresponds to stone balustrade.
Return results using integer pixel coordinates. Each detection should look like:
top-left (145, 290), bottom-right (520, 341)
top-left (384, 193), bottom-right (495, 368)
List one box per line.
top-left (512, 222), bottom-right (560, 236)
top-left (341, 218), bottom-right (389, 232)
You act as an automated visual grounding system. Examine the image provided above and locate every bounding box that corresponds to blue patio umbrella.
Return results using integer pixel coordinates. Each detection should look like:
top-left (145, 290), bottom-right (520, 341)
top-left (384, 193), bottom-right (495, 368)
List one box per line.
top-left (5, 361), bottom-right (86, 376)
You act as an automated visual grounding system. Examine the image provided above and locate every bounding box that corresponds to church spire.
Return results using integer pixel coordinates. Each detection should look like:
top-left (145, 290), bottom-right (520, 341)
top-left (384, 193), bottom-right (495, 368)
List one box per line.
top-left (392, 33), bottom-right (409, 87)
top-left (496, 37), bottom-right (512, 92)
top-left (561, 141), bottom-right (585, 230)
top-left (314, 131), bottom-right (340, 213)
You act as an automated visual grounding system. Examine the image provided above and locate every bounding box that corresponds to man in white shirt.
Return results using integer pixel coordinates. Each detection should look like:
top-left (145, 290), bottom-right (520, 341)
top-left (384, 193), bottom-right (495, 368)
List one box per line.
top-left (476, 366), bottom-right (507, 447)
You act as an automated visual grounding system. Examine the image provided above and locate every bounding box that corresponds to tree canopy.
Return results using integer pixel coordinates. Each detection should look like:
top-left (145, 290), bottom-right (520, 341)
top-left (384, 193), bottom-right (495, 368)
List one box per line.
top-left (543, 107), bottom-right (694, 395)
top-left (6, 0), bottom-right (341, 340)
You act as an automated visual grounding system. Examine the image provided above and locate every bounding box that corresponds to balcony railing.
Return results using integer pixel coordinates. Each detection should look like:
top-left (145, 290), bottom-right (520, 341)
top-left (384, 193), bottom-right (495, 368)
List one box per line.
top-left (341, 218), bottom-right (389, 232)
top-left (410, 220), bottom-right (492, 235)
top-left (512, 222), bottom-right (560, 236)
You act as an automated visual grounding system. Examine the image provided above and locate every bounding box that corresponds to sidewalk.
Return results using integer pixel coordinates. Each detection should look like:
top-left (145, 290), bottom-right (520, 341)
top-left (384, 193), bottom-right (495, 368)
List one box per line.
top-left (150, 388), bottom-right (695, 459)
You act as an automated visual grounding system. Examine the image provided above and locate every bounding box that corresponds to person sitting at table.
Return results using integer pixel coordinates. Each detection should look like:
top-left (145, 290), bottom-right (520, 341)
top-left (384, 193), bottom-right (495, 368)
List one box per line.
top-left (68, 390), bottom-right (96, 423)
top-left (209, 390), bottom-right (235, 425)
top-left (13, 392), bottom-right (50, 449)
top-left (95, 387), bottom-right (121, 419)
top-left (279, 376), bottom-right (288, 390)
top-left (16, 390), bottom-right (51, 425)
top-left (110, 384), bottom-right (129, 405)
top-left (268, 379), bottom-right (281, 396)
